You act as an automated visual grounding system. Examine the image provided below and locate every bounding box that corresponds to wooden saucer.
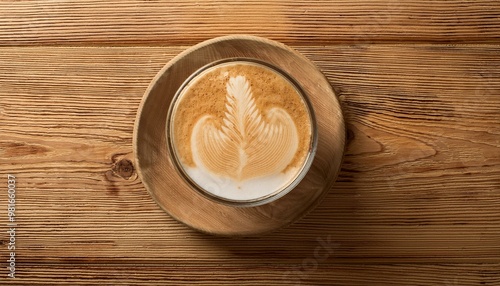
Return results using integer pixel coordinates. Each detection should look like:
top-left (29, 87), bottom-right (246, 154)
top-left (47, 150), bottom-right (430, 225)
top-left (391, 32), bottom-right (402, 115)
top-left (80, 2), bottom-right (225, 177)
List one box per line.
top-left (133, 35), bottom-right (345, 236)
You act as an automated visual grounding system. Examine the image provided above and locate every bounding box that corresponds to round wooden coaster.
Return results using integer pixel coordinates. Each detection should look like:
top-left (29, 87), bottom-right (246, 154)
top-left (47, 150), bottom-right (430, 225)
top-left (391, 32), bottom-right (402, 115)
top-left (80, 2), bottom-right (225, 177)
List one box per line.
top-left (133, 35), bottom-right (345, 236)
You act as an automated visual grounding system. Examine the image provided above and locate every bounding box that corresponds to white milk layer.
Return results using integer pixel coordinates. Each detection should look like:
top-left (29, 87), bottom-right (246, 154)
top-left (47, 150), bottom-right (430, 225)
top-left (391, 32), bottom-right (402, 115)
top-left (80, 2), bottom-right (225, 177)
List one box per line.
top-left (185, 166), bottom-right (300, 201)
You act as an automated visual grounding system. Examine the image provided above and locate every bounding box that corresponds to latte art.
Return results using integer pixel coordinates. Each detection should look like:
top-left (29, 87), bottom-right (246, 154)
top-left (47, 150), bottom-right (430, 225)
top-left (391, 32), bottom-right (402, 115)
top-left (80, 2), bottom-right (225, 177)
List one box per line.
top-left (191, 76), bottom-right (299, 182)
top-left (169, 61), bottom-right (313, 203)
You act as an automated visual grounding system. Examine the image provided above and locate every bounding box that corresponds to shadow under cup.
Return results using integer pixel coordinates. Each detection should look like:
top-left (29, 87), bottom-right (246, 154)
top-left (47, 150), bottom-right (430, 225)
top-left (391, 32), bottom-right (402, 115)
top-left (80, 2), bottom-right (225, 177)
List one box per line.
top-left (166, 58), bottom-right (317, 207)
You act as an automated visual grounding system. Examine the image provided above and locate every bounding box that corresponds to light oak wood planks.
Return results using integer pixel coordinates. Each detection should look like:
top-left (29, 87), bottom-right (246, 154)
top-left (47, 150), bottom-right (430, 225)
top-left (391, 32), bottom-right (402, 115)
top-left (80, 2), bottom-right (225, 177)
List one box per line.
top-left (0, 1), bottom-right (500, 46)
top-left (0, 46), bottom-right (499, 268)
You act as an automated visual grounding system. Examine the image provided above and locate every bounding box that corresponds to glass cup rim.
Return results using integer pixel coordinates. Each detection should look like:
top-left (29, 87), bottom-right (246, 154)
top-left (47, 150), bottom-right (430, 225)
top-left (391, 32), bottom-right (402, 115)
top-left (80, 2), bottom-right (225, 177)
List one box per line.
top-left (166, 57), bottom-right (318, 207)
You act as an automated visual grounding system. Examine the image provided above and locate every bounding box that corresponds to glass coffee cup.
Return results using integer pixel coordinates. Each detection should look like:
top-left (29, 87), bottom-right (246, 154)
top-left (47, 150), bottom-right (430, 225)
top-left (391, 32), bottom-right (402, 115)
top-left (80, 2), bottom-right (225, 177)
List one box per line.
top-left (166, 58), bottom-right (317, 207)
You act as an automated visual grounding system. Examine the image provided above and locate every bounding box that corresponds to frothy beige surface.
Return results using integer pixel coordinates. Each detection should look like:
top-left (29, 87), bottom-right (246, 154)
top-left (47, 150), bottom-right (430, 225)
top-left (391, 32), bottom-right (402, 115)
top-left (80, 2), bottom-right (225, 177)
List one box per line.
top-left (170, 61), bottom-right (312, 200)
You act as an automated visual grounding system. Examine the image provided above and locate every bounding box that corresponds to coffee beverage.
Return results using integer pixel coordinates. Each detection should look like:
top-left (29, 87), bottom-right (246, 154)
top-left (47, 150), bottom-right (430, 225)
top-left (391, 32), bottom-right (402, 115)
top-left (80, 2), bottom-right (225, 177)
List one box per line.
top-left (168, 60), bottom-right (313, 203)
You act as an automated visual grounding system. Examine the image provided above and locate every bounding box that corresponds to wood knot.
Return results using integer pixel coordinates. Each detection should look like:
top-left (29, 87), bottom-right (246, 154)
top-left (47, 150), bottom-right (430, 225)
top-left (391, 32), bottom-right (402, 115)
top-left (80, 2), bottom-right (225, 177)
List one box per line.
top-left (346, 127), bottom-right (355, 143)
top-left (108, 153), bottom-right (136, 181)
top-left (112, 158), bottom-right (135, 180)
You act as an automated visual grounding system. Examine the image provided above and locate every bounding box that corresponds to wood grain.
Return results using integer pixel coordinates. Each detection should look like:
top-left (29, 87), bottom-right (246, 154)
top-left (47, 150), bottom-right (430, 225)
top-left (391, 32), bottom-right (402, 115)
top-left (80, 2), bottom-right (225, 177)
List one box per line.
top-left (1, 1), bottom-right (499, 283)
top-left (4, 264), bottom-right (500, 285)
top-left (0, 1), bottom-right (500, 46)
top-left (1, 45), bottom-right (499, 281)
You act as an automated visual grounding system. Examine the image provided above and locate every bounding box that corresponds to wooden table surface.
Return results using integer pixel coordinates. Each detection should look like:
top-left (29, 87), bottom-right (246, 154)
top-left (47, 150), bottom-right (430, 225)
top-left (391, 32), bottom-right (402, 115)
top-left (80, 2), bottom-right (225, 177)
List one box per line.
top-left (1, 1), bottom-right (499, 285)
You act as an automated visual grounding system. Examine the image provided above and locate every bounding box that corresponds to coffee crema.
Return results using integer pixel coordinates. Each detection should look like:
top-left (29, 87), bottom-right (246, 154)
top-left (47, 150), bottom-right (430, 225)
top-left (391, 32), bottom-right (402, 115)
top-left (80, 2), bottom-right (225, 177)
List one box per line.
top-left (168, 60), bottom-right (313, 203)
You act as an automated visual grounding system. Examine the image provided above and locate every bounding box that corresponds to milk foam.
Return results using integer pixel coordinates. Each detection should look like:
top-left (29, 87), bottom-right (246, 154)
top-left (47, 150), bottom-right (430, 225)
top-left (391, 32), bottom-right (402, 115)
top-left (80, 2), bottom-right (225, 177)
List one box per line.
top-left (185, 165), bottom-right (300, 201)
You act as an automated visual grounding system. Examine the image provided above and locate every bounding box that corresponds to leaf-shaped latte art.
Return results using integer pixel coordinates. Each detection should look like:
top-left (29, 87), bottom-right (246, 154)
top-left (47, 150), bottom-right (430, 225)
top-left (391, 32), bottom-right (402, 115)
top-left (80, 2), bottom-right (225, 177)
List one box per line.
top-left (191, 76), bottom-right (299, 182)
